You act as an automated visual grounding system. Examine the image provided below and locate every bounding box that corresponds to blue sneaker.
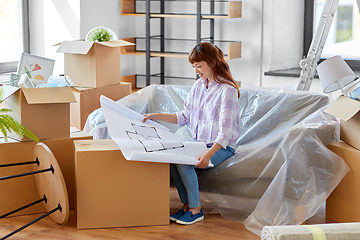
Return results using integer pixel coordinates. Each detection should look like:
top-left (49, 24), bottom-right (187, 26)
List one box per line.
top-left (170, 209), bottom-right (186, 222)
top-left (176, 210), bottom-right (204, 225)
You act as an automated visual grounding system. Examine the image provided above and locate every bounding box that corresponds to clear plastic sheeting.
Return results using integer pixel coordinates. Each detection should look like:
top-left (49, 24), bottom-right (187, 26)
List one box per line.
top-left (84, 85), bottom-right (349, 236)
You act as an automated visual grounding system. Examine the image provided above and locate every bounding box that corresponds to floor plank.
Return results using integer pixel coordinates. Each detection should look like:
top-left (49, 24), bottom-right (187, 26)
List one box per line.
top-left (0, 203), bottom-right (336, 240)
top-left (0, 210), bottom-right (259, 240)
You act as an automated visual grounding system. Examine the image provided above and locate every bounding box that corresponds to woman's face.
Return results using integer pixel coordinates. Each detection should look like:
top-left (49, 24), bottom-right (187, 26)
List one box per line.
top-left (192, 61), bottom-right (214, 81)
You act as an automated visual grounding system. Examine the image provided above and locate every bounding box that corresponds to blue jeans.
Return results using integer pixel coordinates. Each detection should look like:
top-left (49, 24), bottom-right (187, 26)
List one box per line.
top-left (170, 146), bottom-right (235, 208)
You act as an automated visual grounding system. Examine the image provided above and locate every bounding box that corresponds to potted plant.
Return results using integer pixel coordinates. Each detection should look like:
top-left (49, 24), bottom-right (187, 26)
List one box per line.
top-left (0, 87), bottom-right (39, 142)
top-left (86, 26), bottom-right (117, 42)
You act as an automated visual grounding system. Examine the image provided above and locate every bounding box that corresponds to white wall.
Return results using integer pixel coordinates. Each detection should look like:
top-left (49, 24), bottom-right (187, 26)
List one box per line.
top-left (79, 0), bottom-right (263, 88)
top-left (29, 0), bottom-right (80, 75)
top-left (28, 0), bottom-right (324, 93)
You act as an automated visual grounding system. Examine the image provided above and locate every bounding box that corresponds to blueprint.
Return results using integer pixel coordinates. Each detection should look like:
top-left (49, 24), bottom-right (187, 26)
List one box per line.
top-left (100, 95), bottom-right (211, 166)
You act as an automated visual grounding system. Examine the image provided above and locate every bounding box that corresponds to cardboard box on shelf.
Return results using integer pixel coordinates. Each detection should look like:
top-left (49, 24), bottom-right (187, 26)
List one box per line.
top-left (121, 75), bottom-right (138, 91)
top-left (71, 82), bottom-right (132, 130)
top-left (0, 128), bottom-right (92, 217)
top-left (324, 95), bottom-right (360, 150)
top-left (56, 39), bottom-right (134, 88)
top-left (74, 139), bottom-right (169, 229)
top-left (3, 86), bottom-right (76, 141)
top-left (327, 142), bottom-right (360, 222)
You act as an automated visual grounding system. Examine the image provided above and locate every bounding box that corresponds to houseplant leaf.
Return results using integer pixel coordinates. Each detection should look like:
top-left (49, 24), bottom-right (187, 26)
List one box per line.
top-left (0, 87), bottom-right (39, 142)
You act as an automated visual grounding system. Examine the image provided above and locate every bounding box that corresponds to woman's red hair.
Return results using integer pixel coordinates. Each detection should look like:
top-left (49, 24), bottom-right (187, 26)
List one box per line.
top-left (188, 42), bottom-right (240, 98)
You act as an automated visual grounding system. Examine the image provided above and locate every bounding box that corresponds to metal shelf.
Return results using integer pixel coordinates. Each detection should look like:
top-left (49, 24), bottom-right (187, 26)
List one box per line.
top-left (121, 0), bottom-right (242, 18)
top-left (120, 0), bottom-right (242, 86)
top-left (121, 37), bottom-right (241, 59)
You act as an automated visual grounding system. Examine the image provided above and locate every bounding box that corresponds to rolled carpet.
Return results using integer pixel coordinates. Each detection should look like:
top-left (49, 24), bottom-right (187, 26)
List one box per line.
top-left (261, 223), bottom-right (360, 240)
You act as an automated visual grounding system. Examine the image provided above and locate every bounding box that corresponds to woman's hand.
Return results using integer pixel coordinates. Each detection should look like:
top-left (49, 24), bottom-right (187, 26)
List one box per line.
top-left (142, 113), bottom-right (158, 123)
top-left (196, 143), bottom-right (222, 168)
top-left (142, 113), bottom-right (178, 124)
top-left (196, 152), bottom-right (211, 169)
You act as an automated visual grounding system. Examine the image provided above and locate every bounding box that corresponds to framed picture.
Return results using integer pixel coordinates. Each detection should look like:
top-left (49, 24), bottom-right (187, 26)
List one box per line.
top-left (17, 53), bottom-right (55, 86)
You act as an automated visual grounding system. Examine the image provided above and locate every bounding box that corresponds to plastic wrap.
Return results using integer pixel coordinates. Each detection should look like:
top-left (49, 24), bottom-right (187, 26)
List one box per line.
top-left (84, 85), bottom-right (349, 236)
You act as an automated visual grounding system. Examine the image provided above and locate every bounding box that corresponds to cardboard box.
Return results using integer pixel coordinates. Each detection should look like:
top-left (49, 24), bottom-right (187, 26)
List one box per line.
top-left (56, 40), bottom-right (134, 88)
top-left (71, 82), bottom-right (132, 130)
top-left (0, 129), bottom-right (92, 217)
top-left (4, 86), bottom-right (76, 141)
top-left (74, 139), bottom-right (169, 229)
top-left (325, 96), bottom-right (360, 150)
top-left (326, 142), bottom-right (360, 222)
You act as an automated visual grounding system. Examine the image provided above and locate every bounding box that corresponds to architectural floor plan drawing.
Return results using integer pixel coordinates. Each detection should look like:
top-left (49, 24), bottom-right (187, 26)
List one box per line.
top-left (127, 123), bottom-right (185, 153)
top-left (100, 95), bottom-right (211, 166)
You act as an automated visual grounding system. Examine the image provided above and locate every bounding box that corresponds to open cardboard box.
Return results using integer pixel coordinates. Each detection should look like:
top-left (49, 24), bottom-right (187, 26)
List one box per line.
top-left (56, 39), bottom-right (134, 88)
top-left (2, 85), bottom-right (76, 141)
top-left (325, 95), bottom-right (360, 150)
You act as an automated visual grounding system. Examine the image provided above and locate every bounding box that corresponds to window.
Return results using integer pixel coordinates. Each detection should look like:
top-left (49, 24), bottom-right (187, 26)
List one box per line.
top-left (0, 0), bottom-right (29, 73)
top-left (304, 0), bottom-right (360, 69)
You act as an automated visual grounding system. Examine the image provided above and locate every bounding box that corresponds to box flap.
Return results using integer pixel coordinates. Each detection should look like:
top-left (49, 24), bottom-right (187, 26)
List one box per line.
top-left (325, 95), bottom-right (360, 121)
top-left (96, 39), bottom-right (135, 48)
top-left (56, 41), bottom-right (94, 54)
top-left (22, 87), bottom-right (77, 104)
top-left (1, 85), bottom-right (20, 101)
top-left (70, 86), bottom-right (87, 95)
top-left (74, 139), bottom-right (118, 151)
top-left (52, 39), bottom-right (86, 47)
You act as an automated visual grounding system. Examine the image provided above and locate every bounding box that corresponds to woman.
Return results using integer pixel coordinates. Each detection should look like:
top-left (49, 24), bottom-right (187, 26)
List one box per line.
top-left (142, 42), bottom-right (240, 225)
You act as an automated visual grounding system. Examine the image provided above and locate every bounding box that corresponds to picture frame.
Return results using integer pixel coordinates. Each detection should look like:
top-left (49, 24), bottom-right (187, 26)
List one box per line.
top-left (17, 52), bottom-right (55, 86)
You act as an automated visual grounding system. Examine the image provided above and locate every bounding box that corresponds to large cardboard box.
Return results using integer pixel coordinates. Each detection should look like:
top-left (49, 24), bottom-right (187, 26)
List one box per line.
top-left (325, 96), bottom-right (360, 150)
top-left (4, 86), bottom-right (76, 141)
top-left (326, 142), bottom-right (360, 222)
top-left (56, 40), bottom-right (134, 88)
top-left (71, 82), bottom-right (132, 130)
top-left (74, 139), bottom-right (169, 229)
top-left (0, 129), bottom-right (92, 217)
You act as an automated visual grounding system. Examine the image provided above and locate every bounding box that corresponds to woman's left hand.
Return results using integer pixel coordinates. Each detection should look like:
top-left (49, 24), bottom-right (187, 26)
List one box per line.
top-left (196, 153), bottom-right (211, 169)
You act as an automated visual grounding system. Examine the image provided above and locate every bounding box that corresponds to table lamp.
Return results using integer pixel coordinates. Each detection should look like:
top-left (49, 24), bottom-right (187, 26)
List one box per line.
top-left (317, 55), bottom-right (358, 94)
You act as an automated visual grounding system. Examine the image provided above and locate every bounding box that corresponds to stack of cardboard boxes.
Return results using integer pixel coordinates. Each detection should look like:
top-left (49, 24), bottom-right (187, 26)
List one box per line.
top-left (56, 39), bottom-right (133, 130)
top-left (325, 96), bottom-right (360, 222)
top-left (57, 39), bottom-right (170, 229)
top-left (1, 38), bottom-right (136, 217)
top-left (0, 39), bottom-right (170, 230)
top-left (0, 39), bottom-right (132, 218)
top-left (0, 85), bottom-right (92, 217)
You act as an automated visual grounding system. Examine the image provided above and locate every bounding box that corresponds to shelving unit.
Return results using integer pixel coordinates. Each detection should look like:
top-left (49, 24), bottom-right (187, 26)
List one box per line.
top-left (120, 0), bottom-right (242, 87)
top-left (120, 38), bottom-right (241, 59)
top-left (121, 0), bottom-right (242, 18)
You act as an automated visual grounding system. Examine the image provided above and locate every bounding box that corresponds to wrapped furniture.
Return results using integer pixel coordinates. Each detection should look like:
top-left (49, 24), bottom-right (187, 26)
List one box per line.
top-left (84, 85), bottom-right (349, 236)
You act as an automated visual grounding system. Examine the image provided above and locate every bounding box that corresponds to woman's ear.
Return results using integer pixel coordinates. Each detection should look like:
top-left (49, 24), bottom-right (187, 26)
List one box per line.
top-left (212, 61), bottom-right (216, 68)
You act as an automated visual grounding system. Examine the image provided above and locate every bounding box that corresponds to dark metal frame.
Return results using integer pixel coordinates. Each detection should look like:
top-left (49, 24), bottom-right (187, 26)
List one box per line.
top-left (1, 203), bottom-right (62, 240)
top-left (141, 0), bottom-right (226, 86)
top-left (0, 158), bottom-right (62, 240)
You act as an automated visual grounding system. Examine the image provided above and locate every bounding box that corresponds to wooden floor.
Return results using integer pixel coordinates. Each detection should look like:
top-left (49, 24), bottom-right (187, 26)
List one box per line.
top-left (0, 204), bottom-right (334, 240)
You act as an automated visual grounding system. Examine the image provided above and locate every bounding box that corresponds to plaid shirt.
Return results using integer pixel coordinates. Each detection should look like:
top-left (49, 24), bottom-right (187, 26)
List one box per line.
top-left (176, 78), bottom-right (240, 149)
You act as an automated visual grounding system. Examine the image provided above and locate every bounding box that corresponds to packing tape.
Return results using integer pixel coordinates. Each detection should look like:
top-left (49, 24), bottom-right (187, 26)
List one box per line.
top-left (305, 225), bottom-right (326, 240)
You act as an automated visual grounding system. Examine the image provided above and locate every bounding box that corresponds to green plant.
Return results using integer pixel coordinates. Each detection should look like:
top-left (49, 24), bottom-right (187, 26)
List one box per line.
top-left (88, 27), bottom-right (113, 42)
top-left (0, 87), bottom-right (39, 142)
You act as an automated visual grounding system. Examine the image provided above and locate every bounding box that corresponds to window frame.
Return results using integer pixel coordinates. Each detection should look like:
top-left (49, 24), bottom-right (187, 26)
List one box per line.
top-left (304, 0), bottom-right (360, 70)
top-left (0, 0), bottom-right (30, 74)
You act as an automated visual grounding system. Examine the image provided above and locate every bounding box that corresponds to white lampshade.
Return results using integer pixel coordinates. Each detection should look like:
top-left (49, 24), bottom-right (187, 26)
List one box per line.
top-left (317, 55), bottom-right (357, 93)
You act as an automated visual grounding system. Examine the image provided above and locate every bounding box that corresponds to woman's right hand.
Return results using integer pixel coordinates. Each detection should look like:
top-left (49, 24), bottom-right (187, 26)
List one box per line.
top-left (142, 113), bottom-right (158, 123)
top-left (142, 113), bottom-right (178, 124)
